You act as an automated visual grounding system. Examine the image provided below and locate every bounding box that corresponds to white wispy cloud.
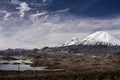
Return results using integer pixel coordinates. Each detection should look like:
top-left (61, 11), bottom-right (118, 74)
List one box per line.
top-left (10, 0), bottom-right (20, 4)
top-left (0, 10), bottom-right (11, 20)
top-left (30, 11), bottom-right (47, 22)
top-left (54, 8), bottom-right (70, 13)
top-left (0, 12), bottom-right (120, 49)
top-left (16, 2), bottom-right (30, 18)
top-left (43, 0), bottom-right (47, 2)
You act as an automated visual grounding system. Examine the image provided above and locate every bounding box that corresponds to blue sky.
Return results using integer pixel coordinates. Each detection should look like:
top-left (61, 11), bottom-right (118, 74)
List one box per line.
top-left (48, 0), bottom-right (120, 17)
top-left (0, 0), bottom-right (120, 49)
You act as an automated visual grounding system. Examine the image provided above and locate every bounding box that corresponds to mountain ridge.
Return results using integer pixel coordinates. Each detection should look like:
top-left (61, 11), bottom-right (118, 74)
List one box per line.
top-left (59, 31), bottom-right (120, 47)
top-left (81, 31), bottom-right (120, 46)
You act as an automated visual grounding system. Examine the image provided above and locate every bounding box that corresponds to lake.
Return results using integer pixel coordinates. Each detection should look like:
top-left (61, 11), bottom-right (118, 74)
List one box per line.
top-left (0, 60), bottom-right (46, 71)
top-left (0, 64), bottom-right (46, 71)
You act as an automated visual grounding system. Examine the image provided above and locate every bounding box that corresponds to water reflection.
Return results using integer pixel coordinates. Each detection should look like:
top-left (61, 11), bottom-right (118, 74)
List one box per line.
top-left (0, 60), bottom-right (33, 64)
top-left (0, 63), bottom-right (46, 71)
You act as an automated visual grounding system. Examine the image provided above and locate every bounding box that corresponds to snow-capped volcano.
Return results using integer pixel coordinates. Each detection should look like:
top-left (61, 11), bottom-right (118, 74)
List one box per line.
top-left (81, 31), bottom-right (120, 46)
top-left (59, 38), bottom-right (80, 46)
top-left (58, 31), bottom-right (120, 47)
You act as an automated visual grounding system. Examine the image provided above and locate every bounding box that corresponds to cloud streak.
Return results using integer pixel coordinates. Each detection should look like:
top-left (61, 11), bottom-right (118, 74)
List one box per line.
top-left (16, 2), bottom-right (30, 17)
top-left (0, 10), bottom-right (120, 49)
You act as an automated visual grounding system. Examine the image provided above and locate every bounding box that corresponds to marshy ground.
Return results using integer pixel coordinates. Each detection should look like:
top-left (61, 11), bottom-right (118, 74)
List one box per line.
top-left (0, 54), bottom-right (120, 80)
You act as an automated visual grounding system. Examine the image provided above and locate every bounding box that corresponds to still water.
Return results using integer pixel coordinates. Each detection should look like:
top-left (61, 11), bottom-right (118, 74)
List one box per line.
top-left (0, 64), bottom-right (46, 71)
top-left (0, 60), bottom-right (46, 71)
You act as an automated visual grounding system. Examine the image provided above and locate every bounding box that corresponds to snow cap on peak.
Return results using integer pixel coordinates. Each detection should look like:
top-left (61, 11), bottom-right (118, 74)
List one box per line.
top-left (58, 37), bottom-right (80, 47)
top-left (58, 31), bottom-right (120, 47)
top-left (81, 31), bottom-right (120, 46)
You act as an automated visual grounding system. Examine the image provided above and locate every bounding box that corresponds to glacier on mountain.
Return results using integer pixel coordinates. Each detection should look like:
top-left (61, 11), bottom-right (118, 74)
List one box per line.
top-left (58, 38), bottom-right (80, 46)
top-left (81, 31), bottom-right (120, 46)
top-left (59, 31), bottom-right (120, 47)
